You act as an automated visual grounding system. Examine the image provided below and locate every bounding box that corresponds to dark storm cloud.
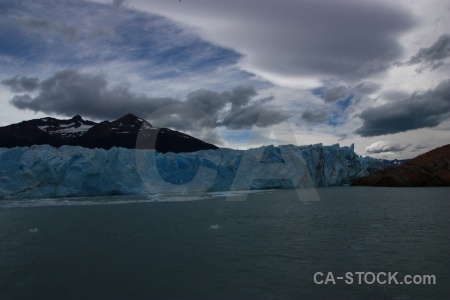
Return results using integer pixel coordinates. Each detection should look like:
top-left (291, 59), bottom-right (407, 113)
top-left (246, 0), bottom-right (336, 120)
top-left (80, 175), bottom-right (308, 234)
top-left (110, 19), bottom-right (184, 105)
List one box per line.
top-left (225, 1), bottom-right (412, 77)
top-left (365, 141), bottom-right (409, 154)
top-left (409, 34), bottom-right (450, 64)
top-left (183, 86), bottom-right (257, 117)
top-left (2, 75), bottom-right (39, 92)
top-left (184, 89), bottom-right (227, 117)
top-left (353, 58), bottom-right (394, 78)
top-left (301, 109), bottom-right (329, 123)
top-left (6, 70), bottom-right (287, 130)
top-left (323, 86), bottom-right (348, 103)
top-left (379, 90), bottom-right (411, 102)
top-left (355, 79), bottom-right (450, 136)
top-left (220, 104), bottom-right (287, 130)
top-left (8, 70), bottom-right (177, 120)
top-left (146, 0), bottom-right (417, 80)
top-left (224, 86), bottom-right (257, 108)
top-left (353, 82), bottom-right (381, 95)
top-left (213, 86), bottom-right (285, 130)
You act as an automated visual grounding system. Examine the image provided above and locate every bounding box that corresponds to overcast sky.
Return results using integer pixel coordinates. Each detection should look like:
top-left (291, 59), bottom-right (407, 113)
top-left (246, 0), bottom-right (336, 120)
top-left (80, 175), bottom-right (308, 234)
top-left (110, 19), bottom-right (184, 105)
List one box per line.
top-left (1, 0), bottom-right (449, 158)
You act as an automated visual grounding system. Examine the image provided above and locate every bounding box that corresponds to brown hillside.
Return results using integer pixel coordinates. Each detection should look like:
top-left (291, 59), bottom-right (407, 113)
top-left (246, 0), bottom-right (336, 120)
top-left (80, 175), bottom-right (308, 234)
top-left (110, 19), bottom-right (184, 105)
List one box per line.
top-left (352, 144), bottom-right (450, 187)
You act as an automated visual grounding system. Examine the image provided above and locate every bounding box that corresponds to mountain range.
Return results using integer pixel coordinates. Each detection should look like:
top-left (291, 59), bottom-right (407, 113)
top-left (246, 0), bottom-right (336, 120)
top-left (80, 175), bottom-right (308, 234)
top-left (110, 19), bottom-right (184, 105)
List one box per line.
top-left (352, 144), bottom-right (450, 187)
top-left (0, 114), bottom-right (217, 153)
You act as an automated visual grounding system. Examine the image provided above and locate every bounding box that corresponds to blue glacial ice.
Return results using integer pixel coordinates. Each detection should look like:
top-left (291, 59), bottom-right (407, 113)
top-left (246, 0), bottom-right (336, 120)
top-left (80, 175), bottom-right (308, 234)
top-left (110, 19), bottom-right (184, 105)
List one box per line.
top-left (0, 144), bottom-right (382, 199)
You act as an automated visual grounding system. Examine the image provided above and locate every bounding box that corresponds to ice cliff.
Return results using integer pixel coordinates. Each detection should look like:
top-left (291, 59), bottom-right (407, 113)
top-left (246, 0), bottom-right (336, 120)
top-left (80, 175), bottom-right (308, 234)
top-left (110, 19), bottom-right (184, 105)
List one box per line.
top-left (0, 144), bottom-right (382, 199)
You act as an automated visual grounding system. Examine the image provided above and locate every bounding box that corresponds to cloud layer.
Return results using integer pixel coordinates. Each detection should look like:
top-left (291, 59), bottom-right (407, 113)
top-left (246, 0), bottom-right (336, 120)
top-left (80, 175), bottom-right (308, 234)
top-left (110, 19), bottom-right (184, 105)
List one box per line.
top-left (301, 109), bottom-right (329, 123)
top-left (4, 70), bottom-right (287, 132)
top-left (365, 141), bottom-right (409, 154)
top-left (356, 79), bottom-right (450, 136)
top-left (0, 0), bottom-right (256, 94)
top-left (1, 0), bottom-right (449, 157)
top-left (409, 34), bottom-right (450, 65)
top-left (2, 75), bottom-right (39, 93)
top-left (134, 0), bottom-right (417, 84)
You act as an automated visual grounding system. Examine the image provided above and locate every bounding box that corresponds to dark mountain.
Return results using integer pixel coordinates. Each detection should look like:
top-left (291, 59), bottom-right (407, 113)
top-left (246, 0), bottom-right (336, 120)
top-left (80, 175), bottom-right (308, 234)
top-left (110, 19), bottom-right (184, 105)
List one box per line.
top-left (0, 114), bottom-right (218, 153)
top-left (379, 158), bottom-right (410, 169)
top-left (0, 115), bottom-right (95, 148)
top-left (76, 114), bottom-right (152, 150)
top-left (352, 144), bottom-right (450, 187)
top-left (0, 125), bottom-right (64, 148)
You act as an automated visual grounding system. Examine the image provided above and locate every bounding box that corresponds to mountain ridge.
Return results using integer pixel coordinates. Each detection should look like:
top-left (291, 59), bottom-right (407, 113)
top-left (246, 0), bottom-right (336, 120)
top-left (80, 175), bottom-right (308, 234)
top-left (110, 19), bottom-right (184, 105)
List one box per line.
top-left (352, 144), bottom-right (450, 187)
top-left (0, 114), bottom-right (217, 153)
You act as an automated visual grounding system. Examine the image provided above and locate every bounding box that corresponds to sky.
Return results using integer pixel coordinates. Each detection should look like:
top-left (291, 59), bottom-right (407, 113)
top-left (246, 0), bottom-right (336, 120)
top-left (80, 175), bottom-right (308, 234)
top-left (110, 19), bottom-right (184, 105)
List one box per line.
top-left (0, 0), bottom-right (449, 158)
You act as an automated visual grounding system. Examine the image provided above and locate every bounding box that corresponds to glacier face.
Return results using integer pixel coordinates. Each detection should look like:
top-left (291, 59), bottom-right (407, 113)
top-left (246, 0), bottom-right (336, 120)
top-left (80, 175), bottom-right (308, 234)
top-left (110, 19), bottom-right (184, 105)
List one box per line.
top-left (0, 144), bottom-right (382, 199)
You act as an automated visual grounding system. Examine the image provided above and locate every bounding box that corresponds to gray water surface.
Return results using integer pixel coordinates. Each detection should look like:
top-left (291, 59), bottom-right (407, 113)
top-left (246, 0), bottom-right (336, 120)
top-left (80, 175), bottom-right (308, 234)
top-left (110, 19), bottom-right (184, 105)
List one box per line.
top-left (1, 187), bottom-right (449, 299)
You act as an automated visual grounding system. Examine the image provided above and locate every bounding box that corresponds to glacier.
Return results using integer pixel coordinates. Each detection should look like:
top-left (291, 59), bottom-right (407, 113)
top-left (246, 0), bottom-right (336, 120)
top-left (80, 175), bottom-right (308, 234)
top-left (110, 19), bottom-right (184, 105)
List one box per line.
top-left (0, 144), bottom-right (382, 199)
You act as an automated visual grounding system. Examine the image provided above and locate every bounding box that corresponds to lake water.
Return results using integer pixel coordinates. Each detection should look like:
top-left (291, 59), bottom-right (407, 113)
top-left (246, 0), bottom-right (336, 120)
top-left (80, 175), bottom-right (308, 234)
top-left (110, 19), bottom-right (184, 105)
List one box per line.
top-left (1, 187), bottom-right (449, 299)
